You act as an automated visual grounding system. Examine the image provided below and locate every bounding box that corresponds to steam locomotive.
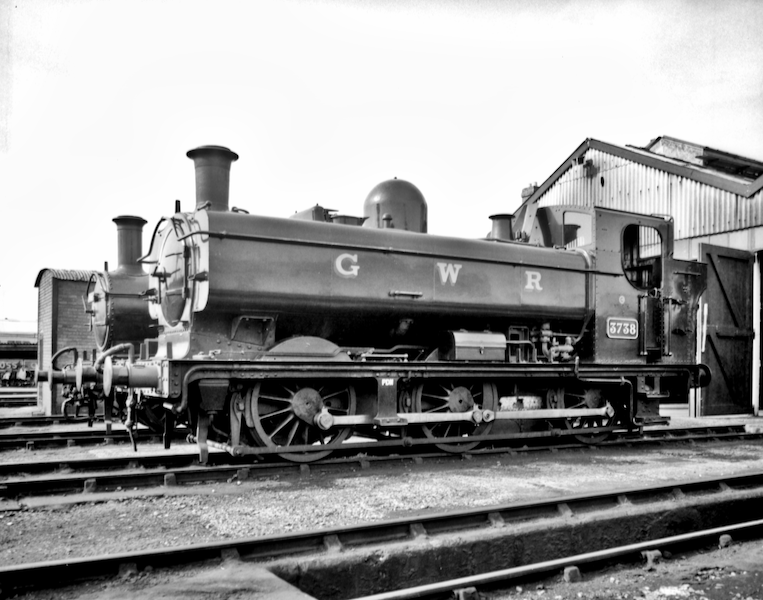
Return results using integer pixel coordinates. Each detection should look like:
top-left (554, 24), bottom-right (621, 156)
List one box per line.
top-left (46, 217), bottom-right (156, 427)
top-left (43, 145), bottom-right (709, 462)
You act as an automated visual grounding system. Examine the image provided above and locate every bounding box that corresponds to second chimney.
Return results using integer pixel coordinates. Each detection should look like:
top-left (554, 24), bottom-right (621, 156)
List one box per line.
top-left (113, 215), bottom-right (147, 274)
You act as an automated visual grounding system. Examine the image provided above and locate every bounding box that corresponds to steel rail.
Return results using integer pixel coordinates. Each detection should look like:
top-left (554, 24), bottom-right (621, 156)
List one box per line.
top-left (0, 453), bottom-right (219, 478)
top-left (3, 472), bottom-right (763, 595)
top-left (0, 392), bottom-right (37, 400)
top-left (0, 423), bottom-right (750, 480)
top-left (0, 426), bottom-right (758, 498)
top-left (188, 423), bottom-right (758, 458)
top-left (351, 518), bottom-right (763, 600)
top-left (0, 422), bottom-right (746, 469)
top-left (0, 398), bottom-right (37, 408)
top-left (0, 428), bottom-right (189, 450)
top-left (208, 424), bottom-right (753, 459)
top-left (0, 416), bottom-right (693, 451)
top-left (0, 415), bottom-right (94, 429)
top-left (0, 431), bottom-right (150, 450)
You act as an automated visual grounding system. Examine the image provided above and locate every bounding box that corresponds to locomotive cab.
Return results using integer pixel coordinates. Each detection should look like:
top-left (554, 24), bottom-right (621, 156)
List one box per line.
top-left (525, 206), bottom-right (594, 250)
top-left (621, 223), bottom-right (663, 290)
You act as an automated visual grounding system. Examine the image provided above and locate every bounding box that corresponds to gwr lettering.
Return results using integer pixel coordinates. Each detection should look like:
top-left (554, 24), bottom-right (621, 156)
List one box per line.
top-left (335, 253), bottom-right (360, 278)
top-left (436, 262), bottom-right (462, 285)
top-left (524, 271), bottom-right (543, 291)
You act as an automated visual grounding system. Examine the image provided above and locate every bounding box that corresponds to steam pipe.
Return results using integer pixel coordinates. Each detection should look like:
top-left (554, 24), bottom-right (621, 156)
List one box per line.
top-left (95, 343), bottom-right (135, 370)
top-left (51, 346), bottom-right (79, 370)
top-left (36, 347), bottom-right (79, 387)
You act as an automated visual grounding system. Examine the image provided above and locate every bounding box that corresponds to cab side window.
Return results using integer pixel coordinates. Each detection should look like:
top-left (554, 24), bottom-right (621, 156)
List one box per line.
top-left (622, 225), bottom-right (662, 289)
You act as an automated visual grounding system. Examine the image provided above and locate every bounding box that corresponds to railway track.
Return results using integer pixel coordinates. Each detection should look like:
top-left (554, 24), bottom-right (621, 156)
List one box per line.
top-left (0, 415), bottom-right (111, 429)
top-left (0, 425), bottom-right (760, 500)
top-left (0, 420), bottom-right (753, 452)
top-left (0, 427), bottom-right (188, 450)
top-left (0, 387), bottom-right (37, 396)
top-left (3, 471), bottom-right (763, 597)
top-left (353, 519), bottom-right (763, 600)
top-left (0, 390), bottom-right (37, 407)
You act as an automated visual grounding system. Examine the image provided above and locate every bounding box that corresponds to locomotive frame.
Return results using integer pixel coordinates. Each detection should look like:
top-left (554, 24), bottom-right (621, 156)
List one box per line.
top-left (145, 358), bottom-right (700, 462)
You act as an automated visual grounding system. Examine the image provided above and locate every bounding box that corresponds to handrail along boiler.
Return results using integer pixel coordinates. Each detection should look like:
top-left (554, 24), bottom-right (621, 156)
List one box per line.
top-left (45, 145), bottom-right (710, 462)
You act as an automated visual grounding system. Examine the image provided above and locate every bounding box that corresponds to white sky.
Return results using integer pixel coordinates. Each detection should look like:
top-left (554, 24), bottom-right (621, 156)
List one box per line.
top-left (1, 0), bottom-right (762, 321)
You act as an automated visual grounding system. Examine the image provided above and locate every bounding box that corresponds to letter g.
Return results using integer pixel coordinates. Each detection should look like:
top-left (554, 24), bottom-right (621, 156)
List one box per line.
top-left (335, 253), bottom-right (360, 278)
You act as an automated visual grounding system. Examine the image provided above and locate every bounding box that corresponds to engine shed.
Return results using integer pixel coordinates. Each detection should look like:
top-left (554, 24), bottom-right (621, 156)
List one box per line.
top-left (513, 136), bottom-right (763, 417)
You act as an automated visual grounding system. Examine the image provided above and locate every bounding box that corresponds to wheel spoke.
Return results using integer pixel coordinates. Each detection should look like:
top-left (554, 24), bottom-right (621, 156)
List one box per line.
top-left (258, 393), bottom-right (293, 404)
top-left (427, 398), bottom-right (449, 405)
top-left (563, 387), bottom-right (613, 444)
top-left (281, 419), bottom-right (298, 446)
top-left (269, 414), bottom-right (296, 437)
top-left (280, 384), bottom-right (299, 397)
top-left (259, 406), bottom-right (293, 421)
top-left (415, 381), bottom-right (496, 453)
top-left (320, 388), bottom-right (347, 401)
top-left (248, 380), bottom-right (356, 462)
top-left (423, 405), bottom-right (449, 414)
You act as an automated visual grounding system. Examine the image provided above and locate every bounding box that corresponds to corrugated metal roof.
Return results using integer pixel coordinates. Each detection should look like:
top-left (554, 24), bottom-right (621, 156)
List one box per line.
top-left (34, 269), bottom-right (97, 287)
top-left (622, 144), bottom-right (756, 186)
top-left (645, 136), bottom-right (763, 179)
top-left (520, 138), bottom-right (763, 213)
top-left (513, 137), bottom-right (763, 243)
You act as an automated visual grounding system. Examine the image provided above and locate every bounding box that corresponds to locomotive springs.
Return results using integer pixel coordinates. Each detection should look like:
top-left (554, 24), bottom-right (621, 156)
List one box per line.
top-left (42, 144), bottom-right (710, 464)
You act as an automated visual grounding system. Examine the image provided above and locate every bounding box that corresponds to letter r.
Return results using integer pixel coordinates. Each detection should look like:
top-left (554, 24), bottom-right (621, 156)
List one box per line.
top-left (525, 271), bottom-right (542, 291)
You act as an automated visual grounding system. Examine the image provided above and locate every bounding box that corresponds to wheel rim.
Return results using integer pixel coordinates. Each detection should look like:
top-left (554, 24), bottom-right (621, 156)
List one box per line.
top-left (563, 388), bottom-right (614, 444)
top-left (248, 380), bottom-right (356, 462)
top-left (413, 380), bottom-right (496, 452)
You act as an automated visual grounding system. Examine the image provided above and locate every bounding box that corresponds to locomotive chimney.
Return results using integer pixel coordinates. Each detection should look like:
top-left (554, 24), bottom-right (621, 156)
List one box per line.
top-left (113, 215), bottom-right (147, 274)
top-left (186, 145), bottom-right (239, 212)
top-left (488, 214), bottom-right (514, 241)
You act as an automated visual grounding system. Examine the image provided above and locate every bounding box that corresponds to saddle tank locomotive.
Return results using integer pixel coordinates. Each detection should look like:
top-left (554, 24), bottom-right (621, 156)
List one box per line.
top-left (44, 145), bottom-right (710, 462)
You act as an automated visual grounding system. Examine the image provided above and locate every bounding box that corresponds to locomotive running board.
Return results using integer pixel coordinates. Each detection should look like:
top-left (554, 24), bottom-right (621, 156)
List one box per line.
top-left (169, 360), bottom-right (703, 389)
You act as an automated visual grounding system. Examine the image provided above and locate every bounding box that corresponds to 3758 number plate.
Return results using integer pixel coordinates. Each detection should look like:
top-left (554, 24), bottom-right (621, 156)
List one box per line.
top-left (606, 317), bottom-right (638, 339)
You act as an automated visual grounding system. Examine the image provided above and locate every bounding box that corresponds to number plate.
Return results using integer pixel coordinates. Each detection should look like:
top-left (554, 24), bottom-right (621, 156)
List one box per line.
top-left (606, 317), bottom-right (638, 339)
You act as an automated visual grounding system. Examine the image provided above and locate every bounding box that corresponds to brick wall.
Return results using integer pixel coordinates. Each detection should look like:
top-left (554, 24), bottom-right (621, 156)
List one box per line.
top-left (56, 281), bottom-right (97, 361)
top-left (37, 272), bottom-right (95, 414)
top-left (37, 272), bottom-right (53, 414)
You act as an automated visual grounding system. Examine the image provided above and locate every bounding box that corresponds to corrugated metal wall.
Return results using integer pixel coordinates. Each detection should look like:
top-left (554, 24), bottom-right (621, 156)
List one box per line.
top-left (537, 148), bottom-right (763, 241)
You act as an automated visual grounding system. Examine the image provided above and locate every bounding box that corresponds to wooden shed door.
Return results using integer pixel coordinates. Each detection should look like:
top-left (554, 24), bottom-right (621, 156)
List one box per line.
top-left (700, 243), bottom-right (754, 415)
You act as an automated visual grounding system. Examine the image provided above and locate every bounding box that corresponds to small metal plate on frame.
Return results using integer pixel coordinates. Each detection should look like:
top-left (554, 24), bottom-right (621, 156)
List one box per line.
top-left (606, 317), bottom-right (638, 339)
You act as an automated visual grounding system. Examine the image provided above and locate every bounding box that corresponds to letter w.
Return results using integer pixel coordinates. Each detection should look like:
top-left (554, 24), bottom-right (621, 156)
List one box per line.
top-left (436, 262), bottom-right (462, 285)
